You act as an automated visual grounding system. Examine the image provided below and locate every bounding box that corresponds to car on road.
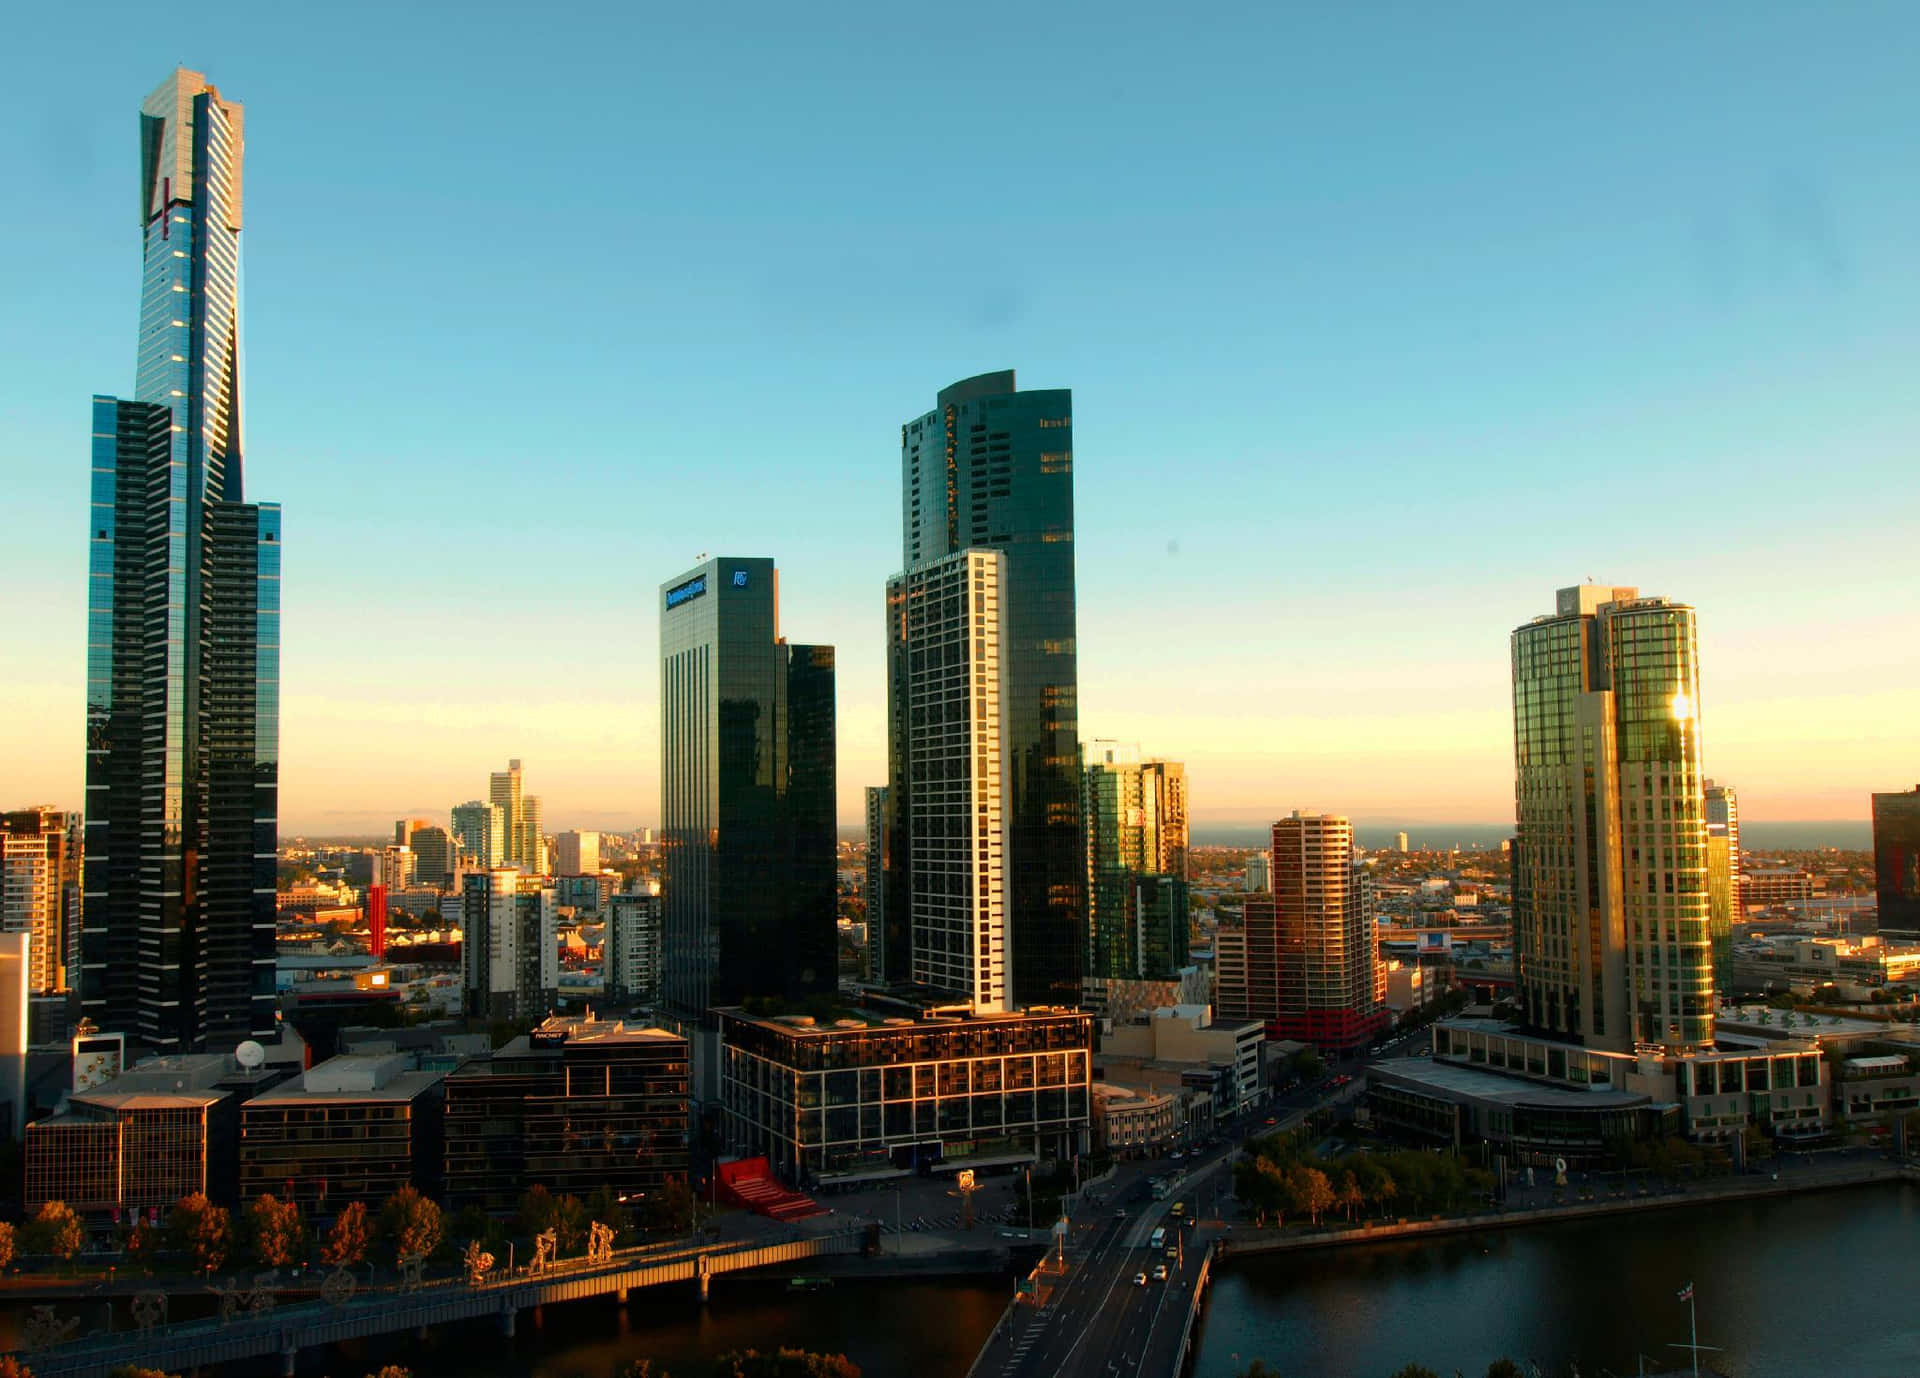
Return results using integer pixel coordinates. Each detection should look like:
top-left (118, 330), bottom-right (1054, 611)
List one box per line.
top-left (1151, 1264), bottom-right (1168, 1281)
top-left (1263, 1116), bottom-right (1278, 1126)
top-left (1133, 1272), bottom-right (1148, 1287)
top-left (1114, 1209), bottom-right (1126, 1219)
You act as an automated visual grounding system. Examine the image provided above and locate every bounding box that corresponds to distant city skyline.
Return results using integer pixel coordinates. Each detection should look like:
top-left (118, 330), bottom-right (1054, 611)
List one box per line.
top-left (5, 6), bottom-right (1916, 836)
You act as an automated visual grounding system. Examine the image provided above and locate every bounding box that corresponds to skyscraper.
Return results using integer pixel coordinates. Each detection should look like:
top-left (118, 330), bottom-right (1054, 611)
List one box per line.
top-left (1082, 747), bottom-right (1190, 984)
top-left (460, 869), bottom-right (556, 1022)
top-left (1704, 780), bottom-right (1740, 994)
top-left (1, 809), bottom-right (81, 993)
top-left (490, 761), bottom-right (527, 867)
top-left (1511, 586), bottom-right (1712, 1053)
top-left (887, 549), bottom-right (1010, 1011)
top-left (658, 557), bottom-right (837, 1021)
top-left (887, 371), bottom-right (1084, 1007)
top-left (1254, 812), bottom-right (1386, 1055)
top-left (553, 830), bottom-right (600, 877)
top-left (1873, 786), bottom-right (1920, 931)
top-left (451, 800), bottom-right (505, 869)
top-left (863, 786), bottom-right (890, 980)
top-left (83, 70), bottom-right (280, 1051)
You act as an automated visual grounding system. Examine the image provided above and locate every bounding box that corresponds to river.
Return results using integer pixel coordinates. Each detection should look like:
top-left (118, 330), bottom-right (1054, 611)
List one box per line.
top-left (1190, 1180), bottom-right (1920, 1378)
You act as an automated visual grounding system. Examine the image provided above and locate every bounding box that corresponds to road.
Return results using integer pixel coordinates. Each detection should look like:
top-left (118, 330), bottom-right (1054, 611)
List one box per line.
top-left (967, 1147), bottom-right (1232, 1378)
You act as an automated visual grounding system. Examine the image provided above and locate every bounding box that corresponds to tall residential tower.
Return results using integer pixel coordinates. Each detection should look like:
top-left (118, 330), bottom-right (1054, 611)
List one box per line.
top-left (885, 371), bottom-right (1084, 1007)
top-left (83, 70), bottom-right (280, 1051)
top-left (1511, 586), bottom-right (1712, 1053)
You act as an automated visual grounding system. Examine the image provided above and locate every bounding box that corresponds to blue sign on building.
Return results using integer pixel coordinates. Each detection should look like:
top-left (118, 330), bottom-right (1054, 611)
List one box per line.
top-left (666, 574), bottom-right (708, 610)
top-left (731, 569), bottom-right (749, 588)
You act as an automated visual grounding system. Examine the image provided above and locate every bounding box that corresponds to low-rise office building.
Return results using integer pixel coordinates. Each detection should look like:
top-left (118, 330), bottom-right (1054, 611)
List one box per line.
top-left (443, 1014), bottom-right (689, 1213)
top-left (1366, 1018), bottom-right (1831, 1161)
top-left (1100, 1004), bottom-right (1264, 1117)
top-left (25, 1050), bottom-right (288, 1220)
top-left (1090, 1081), bottom-right (1178, 1157)
top-left (1834, 1054), bottom-right (1920, 1125)
top-left (1731, 935), bottom-right (1920, 999)
top-left (239, 1052), bottom-right (453, 1214)
top-left (717, 1003), bottom-right (1092, 1188)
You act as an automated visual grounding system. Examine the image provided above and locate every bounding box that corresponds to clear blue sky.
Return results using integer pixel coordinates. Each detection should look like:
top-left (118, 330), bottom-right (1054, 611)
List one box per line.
top-left (5, 1), bottom-right (1917, 834)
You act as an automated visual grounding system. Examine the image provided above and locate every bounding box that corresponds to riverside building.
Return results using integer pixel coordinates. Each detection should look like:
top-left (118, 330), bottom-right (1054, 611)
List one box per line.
top-left (717, 1000), bottom-right (1091, 1188)
top-left (1511, 585), bottom-right (1712, 1053)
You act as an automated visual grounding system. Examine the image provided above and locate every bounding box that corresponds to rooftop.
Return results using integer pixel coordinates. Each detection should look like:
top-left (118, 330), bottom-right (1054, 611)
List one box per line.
top-left (1372, 1056), bottom-right (1647, 1109)
top-left (718, 1002), bottom-right (1087, 1037)
top-left (244, 1061), bottom-right (449, 1107)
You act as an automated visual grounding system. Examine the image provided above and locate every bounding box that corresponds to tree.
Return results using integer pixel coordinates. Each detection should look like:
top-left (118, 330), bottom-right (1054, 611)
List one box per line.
top-left (712, 1351), bottom-right (861, 1378)
top-left (362, 1368), bottom-right (413, 1378)
top-left (321, 1201), bottom-right (372, 1267)
top-left (1485, 1360), bottom-right (1525, 1378)
top-left (24, 1201), bottom-right (85, 1264)
top-left (1336, 1172), bottom-right (1365, 1223)
top-left (516, 1184), bottom-right (559, 1240)
top-left (639, 1177), bottom-right (696, 1235)
top-left (1290, 1166), bottom-right (1335, 1226)
top-left (1237, 1364), bottom-right (1286, 1378)
top-left (1293, 1050), bottom-right (1326, 1083)
top-left (554, 1193), bottom-right (590, 1253)
top-left (1388, 1366), bottom-right (1440, 1378)
top-left (168, 1194), bottom-right (232, 1272)
top-left (106, 1369), bottom-right (174, 1378)
top-left (0, 1355), bottom-right (33, 1378)
top-left (0, 1219), bottom-right (14, 1270)
top-left (618, 1364), bottom-right (673, 1378)
top-left (244, 1193), bottom-right (307, 1268)
top-left (378, 1185), bottom-right (443, 1262)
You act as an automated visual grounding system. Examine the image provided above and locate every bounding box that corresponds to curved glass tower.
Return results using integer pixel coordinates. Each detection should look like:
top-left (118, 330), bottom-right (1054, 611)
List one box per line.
top-left (84, 70), bottom-right (279, 1052)
top-left (1511, 586), bottom-right (1711, 1053)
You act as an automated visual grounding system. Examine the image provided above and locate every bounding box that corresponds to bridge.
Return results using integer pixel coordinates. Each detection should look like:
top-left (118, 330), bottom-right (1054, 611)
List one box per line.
top-left (19, 1229), bottom-right (868, 1378)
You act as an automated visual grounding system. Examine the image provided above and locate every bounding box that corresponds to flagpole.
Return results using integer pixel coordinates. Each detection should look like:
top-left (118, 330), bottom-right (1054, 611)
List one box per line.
top-left (1690, 1289), bottom-right (1699, 1378)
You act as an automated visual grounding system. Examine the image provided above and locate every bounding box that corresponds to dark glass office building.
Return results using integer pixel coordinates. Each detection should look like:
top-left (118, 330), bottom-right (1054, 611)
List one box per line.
top-left (83, 70), bottom-right (280, 1052)
top-left (659, 557), bottom-right (837, 1020)
top-left (886, 371), bottom-right (1085, 1006)
top-left (1874, 786), bottom-right (1920, 932)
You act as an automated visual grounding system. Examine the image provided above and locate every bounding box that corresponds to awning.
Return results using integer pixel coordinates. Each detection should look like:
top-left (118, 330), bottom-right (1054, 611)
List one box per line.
top-left (931, 1151), bottom-right (1038, 1173)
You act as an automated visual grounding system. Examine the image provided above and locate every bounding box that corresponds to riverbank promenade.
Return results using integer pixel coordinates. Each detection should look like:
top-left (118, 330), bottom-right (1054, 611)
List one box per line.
top-left (1220, 1153), bottom-right (1914, 1257)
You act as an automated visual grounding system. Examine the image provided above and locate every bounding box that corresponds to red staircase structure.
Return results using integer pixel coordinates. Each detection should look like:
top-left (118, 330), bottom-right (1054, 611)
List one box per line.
top-left (715, 1157), bottom-right (826, 1221)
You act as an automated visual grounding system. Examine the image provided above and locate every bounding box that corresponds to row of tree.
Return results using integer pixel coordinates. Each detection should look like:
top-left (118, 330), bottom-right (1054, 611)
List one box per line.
top-left (1233, 1129), bottom-right (1495, 1227)
top-left (1, 1177), bottom-right (700, 1275)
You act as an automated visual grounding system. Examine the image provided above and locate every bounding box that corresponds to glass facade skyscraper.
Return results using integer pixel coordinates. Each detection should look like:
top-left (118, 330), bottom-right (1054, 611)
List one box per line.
top-left (83, 70), bottom-right (279, 1052)
top-left (659, 557), bottom-right (837, 1021)
top-left (886, 371), bottom-right (1084, 1007)
top-left (1511, 586), bottom-right (1712, 1053)
top-left (1082, 747), bottom-right (1190, 982)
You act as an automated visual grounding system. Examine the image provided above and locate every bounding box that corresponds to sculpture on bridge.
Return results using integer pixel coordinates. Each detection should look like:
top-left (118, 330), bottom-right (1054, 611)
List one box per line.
top-left (587, 1220), bottom-right (616, 1266)
top-left (465, 1238), bottom-right (496, 1286)
top-left (400, 1251), bottom-right (427, 1291)
top-left (321, 1266), bottom-right (358, 1307)
top-left (210, 1271), bottom-right (280, 1324)
top-left (131, 1291), bottom-right (168, 1335)
top-left (20, 1305), bottom-right (81, 1350)
top-left (530, 1227), bottom-right (559, 1275)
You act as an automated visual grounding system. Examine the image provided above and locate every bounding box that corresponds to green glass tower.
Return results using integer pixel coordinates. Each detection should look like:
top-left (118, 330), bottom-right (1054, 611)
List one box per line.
top-left (886, 371), bottom-right (1084, 1007)
top-left (1511, 586), bottom-right (1713, 1053)
top-left (1081, 747), bottom-right (1189, 982)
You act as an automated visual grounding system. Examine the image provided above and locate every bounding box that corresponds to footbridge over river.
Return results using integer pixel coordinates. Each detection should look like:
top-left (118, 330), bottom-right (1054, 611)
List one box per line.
top-left (19, 1229), bottom-right (869, 1378)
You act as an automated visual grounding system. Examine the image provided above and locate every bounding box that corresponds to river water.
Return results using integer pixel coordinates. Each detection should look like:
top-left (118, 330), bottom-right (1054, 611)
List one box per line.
top-left (1190, 1180), bottom-right (1920, 1378)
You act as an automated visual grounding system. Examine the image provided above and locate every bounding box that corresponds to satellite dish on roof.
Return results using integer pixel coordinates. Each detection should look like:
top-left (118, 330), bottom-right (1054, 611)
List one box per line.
top-left (235, 1040), bottom-right (267, 1070)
